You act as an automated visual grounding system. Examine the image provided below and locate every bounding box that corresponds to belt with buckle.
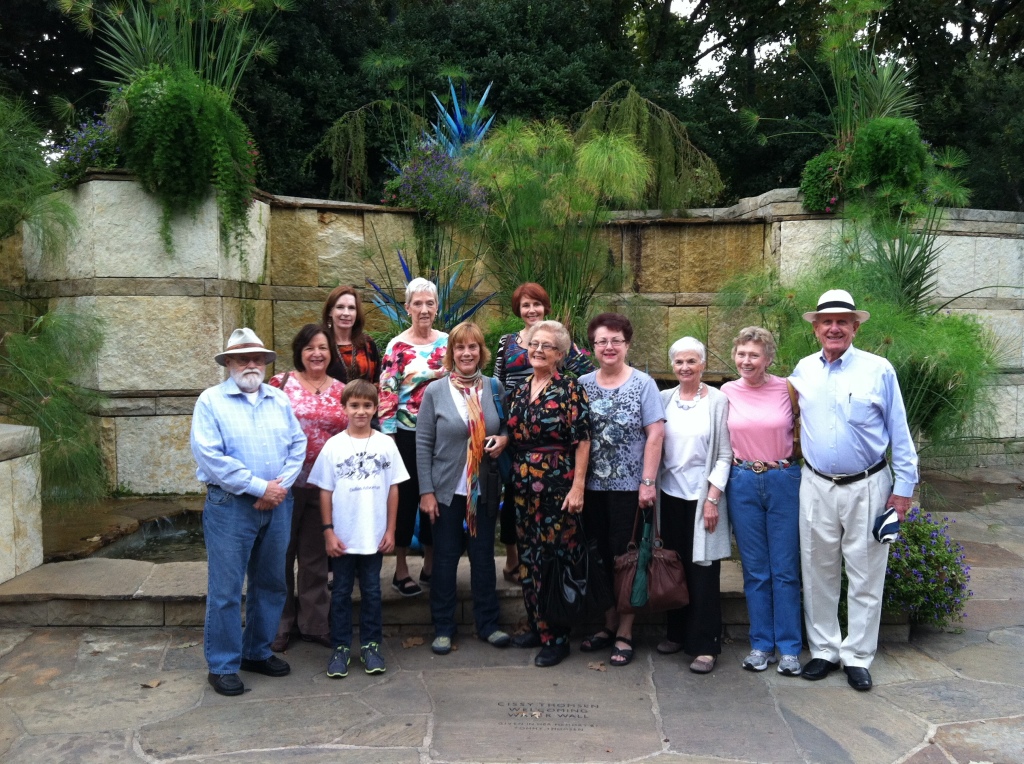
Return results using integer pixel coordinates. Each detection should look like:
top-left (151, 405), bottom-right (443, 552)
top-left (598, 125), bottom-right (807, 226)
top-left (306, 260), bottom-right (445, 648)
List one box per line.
top-left (807, 458), bottom-right (887, 485)
top-left (732, 458), bottom-right (793, 474)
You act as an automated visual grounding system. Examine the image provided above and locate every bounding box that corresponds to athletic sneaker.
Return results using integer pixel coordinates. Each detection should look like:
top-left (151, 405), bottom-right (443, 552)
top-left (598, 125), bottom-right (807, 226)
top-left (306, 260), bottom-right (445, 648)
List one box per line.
top-left (777, 655), bottom-right (802, 676)
top-left (326, 646), bottom-right (350, 678)
top-left (432, 636), bottom-right (452, 655)
top-left (742, 649), bottom-right (778, 672)
top-left (360, 642), bottom-right (386, 674)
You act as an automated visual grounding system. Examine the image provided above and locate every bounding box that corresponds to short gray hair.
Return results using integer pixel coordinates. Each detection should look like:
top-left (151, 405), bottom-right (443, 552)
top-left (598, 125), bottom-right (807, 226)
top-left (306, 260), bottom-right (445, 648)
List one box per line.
top-left (405, 277), bottom-right (438, 304)
top-left (526, 320), bottom-right (572, 368)
top-left (668, 336), bottom-right (706, 365)
top-left (732, 326), bottom-right (777, 364)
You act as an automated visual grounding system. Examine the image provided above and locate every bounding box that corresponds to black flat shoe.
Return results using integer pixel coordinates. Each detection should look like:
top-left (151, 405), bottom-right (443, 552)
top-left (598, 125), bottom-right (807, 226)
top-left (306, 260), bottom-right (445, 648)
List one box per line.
top-left (208, 672), bottom-right (244, 696)
top-left (240, 655), bottom-right (291, 677)
top-left (511, 631), bottom-right (541, 649)
top-left (534, 643), bottom-right (570, 667)
top-left (844, 666), bottom-right (873, 691)
top-left (801, 658), bottom-right (841, 681)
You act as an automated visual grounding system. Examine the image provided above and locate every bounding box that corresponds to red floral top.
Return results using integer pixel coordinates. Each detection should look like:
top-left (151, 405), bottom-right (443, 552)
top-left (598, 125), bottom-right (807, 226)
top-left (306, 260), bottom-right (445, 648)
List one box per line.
top-left (379, 333), bottom-right (449, 433)
top-left (269, 373), bottom-right (348, 487)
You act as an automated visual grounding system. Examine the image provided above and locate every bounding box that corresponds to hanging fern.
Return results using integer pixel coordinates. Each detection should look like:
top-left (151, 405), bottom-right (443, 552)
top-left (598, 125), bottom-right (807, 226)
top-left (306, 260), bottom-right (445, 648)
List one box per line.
top-left (576, 81), bottom-right (724, 212)
top-left (117, 65), bottom-right (256, 255)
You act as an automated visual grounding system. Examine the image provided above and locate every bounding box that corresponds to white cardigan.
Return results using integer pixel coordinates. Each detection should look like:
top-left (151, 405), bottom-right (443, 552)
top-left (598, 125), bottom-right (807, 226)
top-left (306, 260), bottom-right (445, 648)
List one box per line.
top-left (657, 384), bottom-right (733, 564)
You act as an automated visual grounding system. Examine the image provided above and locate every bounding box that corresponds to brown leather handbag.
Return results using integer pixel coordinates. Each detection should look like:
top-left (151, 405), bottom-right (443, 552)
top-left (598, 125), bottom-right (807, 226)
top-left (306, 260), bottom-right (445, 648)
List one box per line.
top-left (613, 505), bottom-right (689, 614)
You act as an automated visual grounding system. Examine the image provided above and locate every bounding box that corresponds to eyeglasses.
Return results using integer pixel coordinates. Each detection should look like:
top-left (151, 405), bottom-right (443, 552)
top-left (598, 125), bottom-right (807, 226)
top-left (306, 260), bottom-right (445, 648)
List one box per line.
top-left (527, 341), bottom-right (558, 352)
top-left (593, 338), bottom-right (626, 348)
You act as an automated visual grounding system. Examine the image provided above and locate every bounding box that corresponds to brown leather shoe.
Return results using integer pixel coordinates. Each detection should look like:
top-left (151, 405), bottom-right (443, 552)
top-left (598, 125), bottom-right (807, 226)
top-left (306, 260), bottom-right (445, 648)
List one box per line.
top-left (271, 633), bottom-right (291, 652)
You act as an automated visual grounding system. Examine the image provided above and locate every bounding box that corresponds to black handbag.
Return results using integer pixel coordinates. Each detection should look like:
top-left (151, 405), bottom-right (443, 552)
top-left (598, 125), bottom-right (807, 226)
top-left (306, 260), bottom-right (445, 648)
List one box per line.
top-left (539, 528), bottom-right (614, 628)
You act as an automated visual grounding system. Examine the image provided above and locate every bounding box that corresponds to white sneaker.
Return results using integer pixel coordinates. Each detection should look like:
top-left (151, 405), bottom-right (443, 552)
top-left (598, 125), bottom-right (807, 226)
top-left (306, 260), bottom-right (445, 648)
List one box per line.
top-left (777, 655), bottom-right (802, 676)
top-left (742, 649), bottom-right (778, 671)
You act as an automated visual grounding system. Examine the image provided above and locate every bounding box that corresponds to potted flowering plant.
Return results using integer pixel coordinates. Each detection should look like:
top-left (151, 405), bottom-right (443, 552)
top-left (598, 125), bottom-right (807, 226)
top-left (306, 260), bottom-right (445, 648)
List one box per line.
top-left (884, 506), bottom-right (972, 629)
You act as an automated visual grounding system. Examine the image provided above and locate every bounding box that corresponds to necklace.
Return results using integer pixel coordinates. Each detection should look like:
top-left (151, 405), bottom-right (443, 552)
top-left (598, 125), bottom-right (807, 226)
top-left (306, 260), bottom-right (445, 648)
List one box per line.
top-left (675, 382), bottom-right (706, 409)
top-left (300, 372), bottom-right (329, 395)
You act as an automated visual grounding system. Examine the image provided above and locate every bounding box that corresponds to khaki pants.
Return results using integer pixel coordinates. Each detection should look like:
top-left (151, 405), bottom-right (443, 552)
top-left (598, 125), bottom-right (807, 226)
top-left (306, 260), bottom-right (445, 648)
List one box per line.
top-left (799, 466), bottom-right (891, 668)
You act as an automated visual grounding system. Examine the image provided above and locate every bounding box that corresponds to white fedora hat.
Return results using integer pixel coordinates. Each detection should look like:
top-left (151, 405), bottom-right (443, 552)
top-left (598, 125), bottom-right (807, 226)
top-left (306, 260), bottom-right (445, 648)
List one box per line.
top-left (802, 289), bottom-right (870, 323)
top-left (214, 328), bottom-right (277, 366)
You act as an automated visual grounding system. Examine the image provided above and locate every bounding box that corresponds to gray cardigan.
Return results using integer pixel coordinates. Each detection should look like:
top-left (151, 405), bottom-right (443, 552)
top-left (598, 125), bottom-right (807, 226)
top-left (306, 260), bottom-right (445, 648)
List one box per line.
top-left (415, 376), bottom-right (507, 507)
top-left (658, 384), bottom-right (733, 564)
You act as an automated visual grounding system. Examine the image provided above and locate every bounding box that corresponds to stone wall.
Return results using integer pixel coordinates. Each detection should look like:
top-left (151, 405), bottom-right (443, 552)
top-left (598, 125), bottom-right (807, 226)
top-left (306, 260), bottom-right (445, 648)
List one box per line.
top-left (1, 179), bottom-right (1021, 493)
top-left (0, 426), bottom-right (42, 583)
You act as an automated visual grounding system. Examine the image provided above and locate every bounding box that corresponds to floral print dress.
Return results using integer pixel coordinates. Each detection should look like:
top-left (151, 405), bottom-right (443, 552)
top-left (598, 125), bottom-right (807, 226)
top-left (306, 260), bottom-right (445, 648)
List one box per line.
top-left (506, 371), bottom-right (591, 645)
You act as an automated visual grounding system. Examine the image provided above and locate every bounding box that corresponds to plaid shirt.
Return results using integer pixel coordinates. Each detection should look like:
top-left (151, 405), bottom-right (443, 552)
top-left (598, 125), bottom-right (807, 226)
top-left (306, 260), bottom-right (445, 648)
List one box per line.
top-left (191, 378), bottom-right (307, 498)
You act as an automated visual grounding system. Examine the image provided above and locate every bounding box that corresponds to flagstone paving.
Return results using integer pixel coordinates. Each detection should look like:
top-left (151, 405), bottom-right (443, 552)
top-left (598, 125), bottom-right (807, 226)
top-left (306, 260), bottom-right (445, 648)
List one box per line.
top-left (0, 468), bottom-right (1021, 763)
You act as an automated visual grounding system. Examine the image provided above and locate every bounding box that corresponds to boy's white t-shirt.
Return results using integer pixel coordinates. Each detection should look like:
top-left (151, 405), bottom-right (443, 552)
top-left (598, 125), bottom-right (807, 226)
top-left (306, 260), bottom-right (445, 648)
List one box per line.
top-left (307, 431), bottom-right (409, 554)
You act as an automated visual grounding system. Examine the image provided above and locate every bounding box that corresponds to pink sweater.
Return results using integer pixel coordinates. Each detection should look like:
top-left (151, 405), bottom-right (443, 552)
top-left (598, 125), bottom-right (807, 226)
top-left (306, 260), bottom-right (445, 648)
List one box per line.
top-left (721, 375), bottom-right (795, 462)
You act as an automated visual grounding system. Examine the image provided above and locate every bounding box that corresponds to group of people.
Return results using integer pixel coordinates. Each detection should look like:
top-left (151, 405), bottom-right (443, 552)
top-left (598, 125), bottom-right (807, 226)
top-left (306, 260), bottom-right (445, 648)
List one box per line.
top-left (191, 280), bottom-right (917, 697)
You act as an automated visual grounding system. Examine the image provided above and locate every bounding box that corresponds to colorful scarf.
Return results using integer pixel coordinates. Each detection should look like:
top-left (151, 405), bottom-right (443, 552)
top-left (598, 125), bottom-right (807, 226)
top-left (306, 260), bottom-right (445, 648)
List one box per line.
top-left (450, 371), bottom-right (485, 536)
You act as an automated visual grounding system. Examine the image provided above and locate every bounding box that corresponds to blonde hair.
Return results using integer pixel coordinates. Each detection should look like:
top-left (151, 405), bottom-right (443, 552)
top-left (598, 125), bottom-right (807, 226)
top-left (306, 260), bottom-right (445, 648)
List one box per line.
top-left (442, 321), bottom-right (490, 372)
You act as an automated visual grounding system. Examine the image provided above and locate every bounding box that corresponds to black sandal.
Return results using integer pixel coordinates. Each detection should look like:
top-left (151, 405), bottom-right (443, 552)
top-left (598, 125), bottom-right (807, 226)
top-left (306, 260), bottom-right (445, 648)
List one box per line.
top-left (610, 637), bottom-right (634, 667)
top-left (580, 628), bottom-right (614, 653)
top-left (391, 575), bottom-right (422, 597)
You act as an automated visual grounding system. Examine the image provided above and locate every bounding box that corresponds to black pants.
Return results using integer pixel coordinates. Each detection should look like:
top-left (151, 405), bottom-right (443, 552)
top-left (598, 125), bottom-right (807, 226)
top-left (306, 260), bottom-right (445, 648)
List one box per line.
top-left (582, 489), bottom-right (640, 598)
top-left (394, 429), bottom-right (432, 549)
top-left (660, 492), bottom-right (722, 656)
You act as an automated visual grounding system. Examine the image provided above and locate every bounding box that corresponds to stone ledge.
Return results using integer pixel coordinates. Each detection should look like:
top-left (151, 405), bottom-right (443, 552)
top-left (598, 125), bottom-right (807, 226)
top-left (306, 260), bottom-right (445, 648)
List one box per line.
top-left (0, 424), bottom-right (39, 461)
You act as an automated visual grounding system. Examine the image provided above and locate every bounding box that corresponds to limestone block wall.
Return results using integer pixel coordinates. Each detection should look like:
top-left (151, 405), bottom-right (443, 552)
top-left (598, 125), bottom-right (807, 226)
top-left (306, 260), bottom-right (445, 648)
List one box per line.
top-left (2, 180), bottom-right (1022, 495)
top-left (0, 426), bottom-right (42, 583)
top-left (15, 175), bottom-right (272, 494)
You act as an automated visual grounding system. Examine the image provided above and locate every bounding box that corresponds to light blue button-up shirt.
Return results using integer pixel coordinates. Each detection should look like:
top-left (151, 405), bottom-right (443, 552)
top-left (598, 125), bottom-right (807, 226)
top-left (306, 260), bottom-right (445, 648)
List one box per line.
top-left (790, 345), bottom-right (918, 497)
top-left (191, 378), bottom-right (307, 498)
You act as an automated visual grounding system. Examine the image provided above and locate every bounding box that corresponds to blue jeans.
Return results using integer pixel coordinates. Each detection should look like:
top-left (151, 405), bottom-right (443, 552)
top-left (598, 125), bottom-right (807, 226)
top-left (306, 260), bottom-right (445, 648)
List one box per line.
top-left (431, 495), bottom-right (501, 640)
top-left (330, 552), bottom-right (383, 648)
top-left (726, 463), bottom-right (803, 656)
top-left (203, 485), bottom-right (292, 675)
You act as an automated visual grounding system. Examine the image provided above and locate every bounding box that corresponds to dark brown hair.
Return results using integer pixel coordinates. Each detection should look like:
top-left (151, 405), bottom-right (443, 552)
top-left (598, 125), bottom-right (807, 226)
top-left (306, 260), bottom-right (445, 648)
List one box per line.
top-left (587, 312), bottom-right (633, 344)
top-left (291, 324), bottom-right (331, 371)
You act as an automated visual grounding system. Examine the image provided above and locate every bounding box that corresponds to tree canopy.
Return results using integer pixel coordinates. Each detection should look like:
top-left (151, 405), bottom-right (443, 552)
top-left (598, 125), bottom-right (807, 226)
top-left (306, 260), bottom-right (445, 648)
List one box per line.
top-left (3, 0), bottom-right (1022, 210)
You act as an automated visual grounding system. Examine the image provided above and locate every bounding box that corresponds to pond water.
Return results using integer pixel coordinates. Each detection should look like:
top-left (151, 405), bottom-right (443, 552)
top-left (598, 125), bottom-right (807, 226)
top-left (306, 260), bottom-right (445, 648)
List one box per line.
top-left (91, 512), bottom-right (207, 563)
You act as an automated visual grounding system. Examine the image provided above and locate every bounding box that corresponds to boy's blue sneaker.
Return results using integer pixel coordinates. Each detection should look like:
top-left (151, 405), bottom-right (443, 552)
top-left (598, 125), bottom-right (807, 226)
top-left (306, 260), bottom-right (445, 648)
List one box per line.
top-left (360, 642), bottom-right (386, 674)
top-left (327, 646), bottom-right (350, 678)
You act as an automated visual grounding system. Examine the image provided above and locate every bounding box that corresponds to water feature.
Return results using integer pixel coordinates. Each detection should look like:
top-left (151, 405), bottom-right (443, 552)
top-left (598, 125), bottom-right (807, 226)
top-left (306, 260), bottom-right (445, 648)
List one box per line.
top-left (91, 511), bottom-right (206, 563)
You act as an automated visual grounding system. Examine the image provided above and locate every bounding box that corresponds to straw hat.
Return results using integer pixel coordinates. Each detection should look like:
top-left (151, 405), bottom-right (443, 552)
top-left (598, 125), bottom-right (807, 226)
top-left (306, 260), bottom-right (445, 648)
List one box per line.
top-left (214, 328), bottom-right (276, 366)
top-left (802, 289), bottom-right (871, 323)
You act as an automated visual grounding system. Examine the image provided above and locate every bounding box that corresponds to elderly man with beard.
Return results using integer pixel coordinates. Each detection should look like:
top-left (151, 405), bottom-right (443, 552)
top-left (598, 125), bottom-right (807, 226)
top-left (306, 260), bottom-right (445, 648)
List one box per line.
top-left (191, 328), bottom-right (307, 696)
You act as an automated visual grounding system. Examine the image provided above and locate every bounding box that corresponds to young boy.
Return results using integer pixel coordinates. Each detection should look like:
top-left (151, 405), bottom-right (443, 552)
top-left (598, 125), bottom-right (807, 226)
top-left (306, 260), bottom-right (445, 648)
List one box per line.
top-left (308, 379), bottom-right (409, 677)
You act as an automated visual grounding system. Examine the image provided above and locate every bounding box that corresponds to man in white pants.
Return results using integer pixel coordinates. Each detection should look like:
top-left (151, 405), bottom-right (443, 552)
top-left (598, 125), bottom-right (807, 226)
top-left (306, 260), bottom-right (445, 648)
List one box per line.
top-left (789, 290), bottom-right (918, 691)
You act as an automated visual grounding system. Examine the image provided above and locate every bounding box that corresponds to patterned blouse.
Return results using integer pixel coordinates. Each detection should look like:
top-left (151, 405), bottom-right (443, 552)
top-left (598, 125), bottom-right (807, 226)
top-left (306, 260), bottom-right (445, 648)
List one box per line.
top-left (327, 336), bottom-right (381, 385)
top-left (494, 332), bottom-right (594, 393)
top-left (268, 373), bottom-right (348, 488)
top-left (507, 372), bottom-right (591, 495)
top-left (379, 333), bottom-right (449, 433)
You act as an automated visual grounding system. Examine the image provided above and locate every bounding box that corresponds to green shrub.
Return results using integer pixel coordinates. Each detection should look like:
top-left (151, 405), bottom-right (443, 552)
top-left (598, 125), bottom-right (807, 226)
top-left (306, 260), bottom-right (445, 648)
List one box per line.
top-left (850, 117), bottom-right (928, 207)
top-left (884, 507), bottom-right (971, 628)
top-left (800, 149), bottom-right (846, 212)
top-left (119, 66), bottom-right (256, 254)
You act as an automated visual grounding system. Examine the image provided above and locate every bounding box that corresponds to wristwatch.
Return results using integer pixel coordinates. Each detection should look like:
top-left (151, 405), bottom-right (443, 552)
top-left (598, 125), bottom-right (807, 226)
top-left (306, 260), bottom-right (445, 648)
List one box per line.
top-left (322, 523), bottom-right (334, 531)
top-left (705, 496), bottom-right (719, 505)
top-left (641, 478), bottom-right (655, 486)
